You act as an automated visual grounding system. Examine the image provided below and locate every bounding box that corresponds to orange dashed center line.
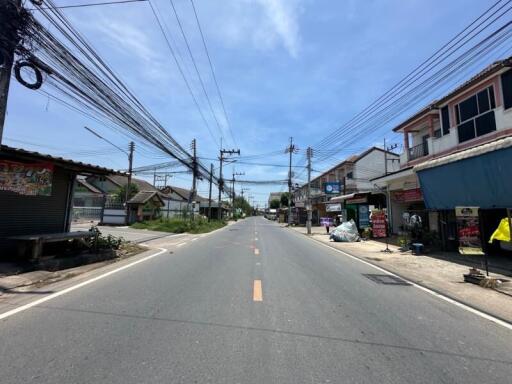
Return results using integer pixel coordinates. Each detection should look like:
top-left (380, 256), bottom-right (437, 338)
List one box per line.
top-left (253, 280), bottom-right (263, 302)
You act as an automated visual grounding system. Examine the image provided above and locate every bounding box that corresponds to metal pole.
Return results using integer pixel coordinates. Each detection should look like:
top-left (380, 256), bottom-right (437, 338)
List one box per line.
top-left (208, 163), bottom-right (213, 221)
top-left (307, 147), bottom-right (312, 235)
top-left (0, 0), bottom-right (22, 145)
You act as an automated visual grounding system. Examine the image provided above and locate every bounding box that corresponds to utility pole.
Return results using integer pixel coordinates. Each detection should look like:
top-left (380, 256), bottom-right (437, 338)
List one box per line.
top-left (231, 171), bottom-right (244, 218)
top-left (189, 139), bottom-right (198, 220)
top-left (0, 0), bottom-right (22, 145)
top-left (217, 148), bottom-right (240, 220)
top-left (384, 138), bottom-right (388, 176)
top-left (306, 147), bottom-right (313, 235)
top-left (125, 141), bottom-right (135, 204)
top-left (208, 163), bottom-right (213, 221)
top-left (285, 137), bottom-right (298, 226)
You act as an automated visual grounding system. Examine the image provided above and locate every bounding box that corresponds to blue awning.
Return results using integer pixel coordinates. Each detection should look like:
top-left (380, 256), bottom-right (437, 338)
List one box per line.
top-left (416, 146), bottom-right (512, 209)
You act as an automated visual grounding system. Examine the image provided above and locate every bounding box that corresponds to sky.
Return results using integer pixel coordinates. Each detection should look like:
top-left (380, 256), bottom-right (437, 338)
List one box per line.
top-left (4, 0), bottom-right (510, 207)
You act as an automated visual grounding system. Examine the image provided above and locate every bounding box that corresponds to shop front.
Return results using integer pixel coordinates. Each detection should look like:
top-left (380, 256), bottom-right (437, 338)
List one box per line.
top-left (328, 192), bottom-right (387, 232)
top-left (415, 138), bottom-right (512, 254)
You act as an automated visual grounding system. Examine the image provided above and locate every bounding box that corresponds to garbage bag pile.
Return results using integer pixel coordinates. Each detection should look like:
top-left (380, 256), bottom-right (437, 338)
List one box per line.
top-left (329, 220), bottom-right (360, 242)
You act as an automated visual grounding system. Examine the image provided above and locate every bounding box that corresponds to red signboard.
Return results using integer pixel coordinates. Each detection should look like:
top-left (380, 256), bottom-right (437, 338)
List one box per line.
top-left (392, 188), bottom-right (422, 203)
top-left (371, 211), bottom-right (387, 238)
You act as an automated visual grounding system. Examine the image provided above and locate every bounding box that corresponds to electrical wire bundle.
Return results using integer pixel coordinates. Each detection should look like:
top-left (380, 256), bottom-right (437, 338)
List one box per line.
top-left (310, 0), bottom-right (512, 165)
top-left (11, 0), bottom-right (218, 185)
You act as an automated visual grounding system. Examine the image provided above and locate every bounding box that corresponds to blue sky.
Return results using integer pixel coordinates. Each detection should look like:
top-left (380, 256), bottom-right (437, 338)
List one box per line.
top-left (4, 0), bottom-right (509, 206)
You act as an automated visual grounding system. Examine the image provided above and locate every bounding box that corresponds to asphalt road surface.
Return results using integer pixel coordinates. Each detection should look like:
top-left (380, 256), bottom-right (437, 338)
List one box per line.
top-left (2, 217), bottom-right (512, 383)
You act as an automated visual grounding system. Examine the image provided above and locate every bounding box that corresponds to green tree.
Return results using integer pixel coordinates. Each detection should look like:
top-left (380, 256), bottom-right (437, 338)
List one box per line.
top-left (234, 196), bottom-right (252, 216)
top-left (280, 192), bottom-right (291, 207)
top-left (115, 183), bottom-right (139, 203)
top-left (270, 199), bottom-right (280, 209)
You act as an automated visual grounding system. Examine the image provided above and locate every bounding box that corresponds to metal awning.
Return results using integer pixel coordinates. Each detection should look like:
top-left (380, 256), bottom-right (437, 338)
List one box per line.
top-left (329, 192), bottom-right (371, 203)
top-left (416, 144), bottom-right (512, 209)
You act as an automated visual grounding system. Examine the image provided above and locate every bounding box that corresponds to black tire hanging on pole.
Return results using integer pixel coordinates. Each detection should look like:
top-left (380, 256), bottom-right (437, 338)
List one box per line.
top-left (14, 61), bottom-right (43, 90)
top-left (30, 0), bottom-right (44, 5)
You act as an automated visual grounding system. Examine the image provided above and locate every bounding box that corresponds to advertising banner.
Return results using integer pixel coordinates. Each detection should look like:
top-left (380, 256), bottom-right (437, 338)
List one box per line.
top-left (392, 188), bottom-right (423, 202)
top-left (455, 206), bottom-right (483, 255)
top-left (323, 182), bottom-right (341, 195)
top-left (371, 210), bottom-right (387, 238)
top-left (358, 205), bottom-right (370, 228)
top-left (320, 217), bottom-right (334, 227)
top-left (326, 203), bottom-right (342, 212)
top-left (0, 160), bottom-right (53, 196)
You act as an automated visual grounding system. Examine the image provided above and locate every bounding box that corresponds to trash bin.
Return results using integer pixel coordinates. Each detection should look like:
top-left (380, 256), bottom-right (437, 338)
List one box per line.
top-left (412, 243), bottom-right (423, 255)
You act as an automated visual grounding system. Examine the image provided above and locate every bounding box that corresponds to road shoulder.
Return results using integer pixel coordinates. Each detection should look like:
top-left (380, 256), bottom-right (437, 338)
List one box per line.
top-left (288, 226), bottom-right (512, 325)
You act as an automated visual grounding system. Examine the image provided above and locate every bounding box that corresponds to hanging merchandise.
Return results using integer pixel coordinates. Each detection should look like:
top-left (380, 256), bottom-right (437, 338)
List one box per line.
top-left (489, 218), bottom-right (511, 243)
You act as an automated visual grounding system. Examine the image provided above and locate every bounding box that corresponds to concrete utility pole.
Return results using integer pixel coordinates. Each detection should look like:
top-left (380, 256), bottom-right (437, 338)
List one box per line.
top-left (208, 163), bottom-right (213, 221)
top-left (285, 137), bottom-right (298, 226)
top-left (306, 147), bottom-right (313, 235)
top-left (384, 138), bottom-right (388, 176)
top-left (217, 148), bottom-right (240, 220)
top-left (0, 0), bottom-right (22, 145)
top-left (126, 141), bottom-right (135, 202)
top-left (189, 139), bottom-right (198, 220)
top-left (231, 171), bottom-right (244, 218)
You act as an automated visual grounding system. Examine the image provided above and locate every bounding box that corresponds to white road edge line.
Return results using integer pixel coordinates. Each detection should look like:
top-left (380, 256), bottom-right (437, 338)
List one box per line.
top-left (302, 235), bottom-right (512, 331)
top-left (0, 248), bottom-right (168, 321)
top-left (176, 242), bottom-right (187, 247)
top-left (191, 238), bottom-right (198, 242)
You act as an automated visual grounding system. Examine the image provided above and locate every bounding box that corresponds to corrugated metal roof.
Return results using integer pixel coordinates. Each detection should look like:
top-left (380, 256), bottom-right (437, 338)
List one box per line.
top-left (0, 145), bottom-right (125, 175)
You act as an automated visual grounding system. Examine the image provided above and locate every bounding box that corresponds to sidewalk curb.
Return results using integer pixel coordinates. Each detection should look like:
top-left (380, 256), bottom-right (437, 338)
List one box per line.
top-left (288, 228), bottom-right (512, 329)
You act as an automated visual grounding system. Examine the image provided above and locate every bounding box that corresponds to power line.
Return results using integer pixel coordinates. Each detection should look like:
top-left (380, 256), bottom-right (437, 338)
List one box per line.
top-left (167, 0), bottom-right (225, 143)
top-left (147, 0), bottom-right (220, 148)
top-left (189, 0), bottom-right (237, 147)
top-left (310, 0), bottom-right (512, 162)
top-left (29, 0), bottom-right (148, 11)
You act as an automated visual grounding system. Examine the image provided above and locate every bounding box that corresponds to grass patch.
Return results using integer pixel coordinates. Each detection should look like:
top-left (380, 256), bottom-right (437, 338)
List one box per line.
top-left (131, 218), bottom-right (227, 234)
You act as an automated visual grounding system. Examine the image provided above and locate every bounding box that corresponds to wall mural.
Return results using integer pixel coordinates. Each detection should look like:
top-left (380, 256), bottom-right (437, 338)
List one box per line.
top-left (0, 160), bottom-right (53, 196)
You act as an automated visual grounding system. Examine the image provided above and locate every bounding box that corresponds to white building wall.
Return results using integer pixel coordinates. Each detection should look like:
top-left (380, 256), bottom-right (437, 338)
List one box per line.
top-left (353, 150), bottom-right (399, 191)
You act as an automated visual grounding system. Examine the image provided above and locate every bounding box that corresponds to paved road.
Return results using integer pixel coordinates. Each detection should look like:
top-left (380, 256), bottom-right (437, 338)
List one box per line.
top-left (2, 217), bottom-right (512, 383)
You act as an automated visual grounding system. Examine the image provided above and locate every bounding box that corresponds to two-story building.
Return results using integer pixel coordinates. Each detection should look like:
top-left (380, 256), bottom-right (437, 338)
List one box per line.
top-left (374, 56), bottom-right (512, 252)
top-left (294, 147), bottom-right (399, 227)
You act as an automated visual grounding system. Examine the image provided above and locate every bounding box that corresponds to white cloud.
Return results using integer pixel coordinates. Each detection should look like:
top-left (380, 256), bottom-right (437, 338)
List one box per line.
top-left (208, 0), bottom-right (302, 58)
top-left (256, 0), bottom-right (301, 57)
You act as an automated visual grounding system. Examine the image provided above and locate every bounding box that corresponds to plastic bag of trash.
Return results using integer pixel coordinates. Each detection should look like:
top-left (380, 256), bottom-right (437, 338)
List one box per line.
top-left (330, 219), bottom-right (360, 242)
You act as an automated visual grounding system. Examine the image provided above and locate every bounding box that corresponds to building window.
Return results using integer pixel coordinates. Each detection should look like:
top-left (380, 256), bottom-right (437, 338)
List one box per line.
top-left (346, 171), bottom-right (353, 179)
top-left (502, 69), bottom-right (512, 110)
top-left (455, 85), bottom-right (496, 143)
top-left (441, 106), bottom-right (450, 135)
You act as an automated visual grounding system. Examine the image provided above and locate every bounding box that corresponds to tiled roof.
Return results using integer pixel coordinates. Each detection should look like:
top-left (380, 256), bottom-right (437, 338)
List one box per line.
top-left (76, 178), bottom-right (102, 194)
top-left (106, 175), bottom-right (156, 191)
top-left (127, 190), bottom-right (164, 205)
